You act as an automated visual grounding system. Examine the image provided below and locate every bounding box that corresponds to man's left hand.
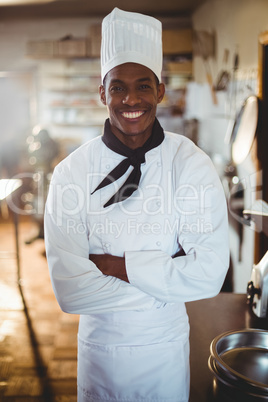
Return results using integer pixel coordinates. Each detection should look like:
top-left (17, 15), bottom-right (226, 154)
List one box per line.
top-left (89, 254), bottom-right (129, 283)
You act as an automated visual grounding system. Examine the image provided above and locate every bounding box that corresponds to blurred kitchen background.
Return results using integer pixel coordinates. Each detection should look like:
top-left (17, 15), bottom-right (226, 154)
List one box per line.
top-left (0, 0), bottom-right (268, 400)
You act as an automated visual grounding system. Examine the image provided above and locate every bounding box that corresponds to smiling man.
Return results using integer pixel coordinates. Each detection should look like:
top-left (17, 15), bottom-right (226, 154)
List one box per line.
top-left (99, 63), bottom-right (165, 147)
top-left (44, 8), bottom-right (229, 402)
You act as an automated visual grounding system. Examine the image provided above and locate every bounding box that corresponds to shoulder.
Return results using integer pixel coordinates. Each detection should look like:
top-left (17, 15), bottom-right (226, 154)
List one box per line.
top-left (51, 136), bottom-right (105, 188)
top-left (55, 135), bottom-right (103, 173)
top-left (163, 131), bottom-right (218, 183)
top-left (163, 131), bottom-right (210, 163)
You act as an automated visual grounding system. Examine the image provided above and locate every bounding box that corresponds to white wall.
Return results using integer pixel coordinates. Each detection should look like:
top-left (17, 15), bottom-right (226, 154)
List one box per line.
top-left (0, 18), bottom-right (101, 71)
top-left (192, 0), bottom-right (268, 83)
top-left (0, 18), bottom-right (104, 146)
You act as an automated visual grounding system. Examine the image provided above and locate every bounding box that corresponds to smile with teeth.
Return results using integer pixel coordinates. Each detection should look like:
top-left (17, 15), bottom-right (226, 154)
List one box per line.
top-left (121, 111), bottom-right (145, 119)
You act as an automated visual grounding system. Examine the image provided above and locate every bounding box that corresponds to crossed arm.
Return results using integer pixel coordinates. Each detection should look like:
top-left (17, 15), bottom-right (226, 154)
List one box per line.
top-left (89, 254), bottom-right (129, 283)
top-left (89, 248), bottom-right (186, 284)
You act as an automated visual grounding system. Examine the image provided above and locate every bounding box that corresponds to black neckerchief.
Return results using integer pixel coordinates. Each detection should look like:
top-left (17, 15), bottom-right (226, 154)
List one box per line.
top-left (91, 118), bottom-right (165, 208)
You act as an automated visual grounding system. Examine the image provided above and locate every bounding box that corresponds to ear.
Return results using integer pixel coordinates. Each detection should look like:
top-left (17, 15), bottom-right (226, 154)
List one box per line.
top-left (99, 85), bottom-right (107, 105)
top-left (157, 83), bottom-right (165, 104)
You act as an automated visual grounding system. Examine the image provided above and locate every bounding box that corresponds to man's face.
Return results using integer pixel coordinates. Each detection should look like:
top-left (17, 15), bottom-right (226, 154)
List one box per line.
top-left (99, 63), bottom-right (165, 148)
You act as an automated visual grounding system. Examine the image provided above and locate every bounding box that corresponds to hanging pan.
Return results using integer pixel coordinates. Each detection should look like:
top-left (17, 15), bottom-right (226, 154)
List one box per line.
top-left (231, 95), bottom-right (259, 165)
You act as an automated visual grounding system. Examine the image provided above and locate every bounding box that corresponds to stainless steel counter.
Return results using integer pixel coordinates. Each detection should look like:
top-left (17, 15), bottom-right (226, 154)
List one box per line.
top-left (186, 292), bottom-right (268, 401)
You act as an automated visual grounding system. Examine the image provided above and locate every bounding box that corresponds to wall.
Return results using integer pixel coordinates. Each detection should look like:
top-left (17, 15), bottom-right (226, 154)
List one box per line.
top-left (191, 0), bottom-right (268, 293)
top-left (192, 0), bottom-right (268, 83)
top-left (0, 18), bottom-right (104, 152)
top-left (0, 18), bottom-right (101, 71)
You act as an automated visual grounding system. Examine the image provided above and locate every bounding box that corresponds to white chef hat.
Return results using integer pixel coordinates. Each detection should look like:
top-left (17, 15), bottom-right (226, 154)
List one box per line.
top-left (101, 8), bottom-right (162, 82)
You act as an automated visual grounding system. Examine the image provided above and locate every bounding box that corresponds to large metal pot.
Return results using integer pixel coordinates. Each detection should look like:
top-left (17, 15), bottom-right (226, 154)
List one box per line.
top-left (208, 329), bottom-right (268, 401)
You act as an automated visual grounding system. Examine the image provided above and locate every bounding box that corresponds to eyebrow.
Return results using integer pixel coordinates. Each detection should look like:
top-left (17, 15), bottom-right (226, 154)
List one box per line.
top-left (109, 77), bottom-right (153, 85)
top-left (137, 77), bottom-right (153, 82)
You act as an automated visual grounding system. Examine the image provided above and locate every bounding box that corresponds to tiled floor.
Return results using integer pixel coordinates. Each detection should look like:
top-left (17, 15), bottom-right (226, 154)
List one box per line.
top-left (0, 217), bottom-right (79, 401)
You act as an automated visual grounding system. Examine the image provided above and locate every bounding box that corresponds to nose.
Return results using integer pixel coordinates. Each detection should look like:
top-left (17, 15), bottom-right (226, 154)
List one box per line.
top-left (122, 90), bottom-right (141, 106)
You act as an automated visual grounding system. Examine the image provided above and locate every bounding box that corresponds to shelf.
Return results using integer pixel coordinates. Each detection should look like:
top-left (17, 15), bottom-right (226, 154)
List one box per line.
top-left (43, 72), bottom-right (101, 78)
top-left (49, 104), bottom-right (103, 109)
top-left (52, 122), bottom-right (104, 127)
top-left (37, 57), bottom-right (189, 137)
top-left (162, 70), bottom-right (192, 77)
top-left (44, 88), bottom-right (98, 94)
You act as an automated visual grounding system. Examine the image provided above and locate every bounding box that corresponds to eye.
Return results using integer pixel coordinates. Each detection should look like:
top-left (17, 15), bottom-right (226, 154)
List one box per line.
top-left (110, 86), bottom-right (125, 93)
top-left (139, 84), bottom-right (151, 90)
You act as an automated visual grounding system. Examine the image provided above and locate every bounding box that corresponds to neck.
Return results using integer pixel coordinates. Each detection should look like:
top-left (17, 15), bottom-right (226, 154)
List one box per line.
top-left (109, 122), bottom-right (154, 149)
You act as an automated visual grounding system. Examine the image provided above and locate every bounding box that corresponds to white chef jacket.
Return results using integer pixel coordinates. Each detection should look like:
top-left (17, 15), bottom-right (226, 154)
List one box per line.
top-left (44, 130), bottom-right (229, 402)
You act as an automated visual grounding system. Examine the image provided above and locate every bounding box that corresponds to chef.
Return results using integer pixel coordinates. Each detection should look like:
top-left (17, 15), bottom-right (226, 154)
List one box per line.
top-left (44, 7), bottom-right (230, 402)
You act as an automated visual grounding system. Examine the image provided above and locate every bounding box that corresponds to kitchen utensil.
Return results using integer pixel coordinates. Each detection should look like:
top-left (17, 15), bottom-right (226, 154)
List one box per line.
top-left (243, 200), bottom-right (268, 236)
top-left (216, 48), bottom-right (230, 91)
top-left (243, 200), bottom-right (268, 317)
top-left (193, 30), bottom-right (217, 104)
top-left (209, 329), bottom-right (268, 399)
top-left (231, 95), bottom-right (259, 164)
top-left (247, 251), bottom-right (268, 318)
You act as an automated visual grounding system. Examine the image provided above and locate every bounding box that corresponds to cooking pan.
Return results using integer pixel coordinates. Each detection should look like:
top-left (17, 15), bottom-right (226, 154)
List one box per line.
top-left (231, 95), bottom-right (259, 164)
top-left (208, 355), bottom-right (268, 401)
top-left (209, 329), bottom-right (268, 398)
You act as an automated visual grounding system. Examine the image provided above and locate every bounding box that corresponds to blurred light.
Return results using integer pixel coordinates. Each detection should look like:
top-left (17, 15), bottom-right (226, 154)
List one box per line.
top-left (33, 172), bottom-right (41, 182)
top-left (29, 156), bottom-right (37, 165)
top-left (26, 135), bottom-right (34, 145)
top-left (0, 282), bottom-right (24, 311)
top-left (32, 124), bottom-right (41, 136)
top-left (24, 203), bottom-right (34, 211)
top-left (0, 179), bottom-right (22, 201)
top-left (29, 142), bottom-right (41, 152)
top-left (21, 192), bottom-right (34, 202)
top-left (232, 176), bottom-right (239, 184)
